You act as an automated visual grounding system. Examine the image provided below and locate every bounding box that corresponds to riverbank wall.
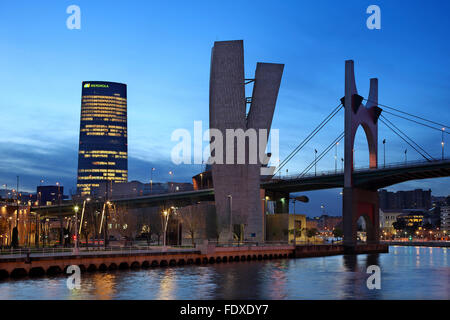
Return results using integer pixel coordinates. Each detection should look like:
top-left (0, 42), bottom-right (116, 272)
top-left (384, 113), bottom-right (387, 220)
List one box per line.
top-left (0, 243), bottom-right (389, 279)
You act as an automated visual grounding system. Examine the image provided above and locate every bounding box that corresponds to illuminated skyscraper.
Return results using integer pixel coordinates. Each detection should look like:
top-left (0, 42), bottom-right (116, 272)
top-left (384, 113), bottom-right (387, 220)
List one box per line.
top-left (76, 81), bottom-right (128, 196)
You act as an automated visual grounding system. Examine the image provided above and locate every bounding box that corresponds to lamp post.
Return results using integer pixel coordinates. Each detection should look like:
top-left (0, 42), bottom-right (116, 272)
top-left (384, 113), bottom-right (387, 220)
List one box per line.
top-left (36, 191), bottom-right (41, 248)
top-left (314, 149), bottom-right (318, 176)
top-left (404, 149), bottom-right (407, 165)
top-left (104, 201), bottom-right (111, 248)
top-left (78, 197), bottom-right (90, 247)
top-left (169, 171), bottom-right (174, 192)
top-left (150, 168), bottom-right (155, 194)
top-left (383, 139), bottom-right (386, 168)
top-left (74, 205), bottom-right (79, 253)
top-left (162, 210), bottom-right (169, 249)
top-left (335, 142), bottom-right (339, 174)
top-left (227, 195), bottom-right (233, 243)
top-left (442, 128), bottom-right (445, 160)
top-left (56, 181), bottom-right (64, 247)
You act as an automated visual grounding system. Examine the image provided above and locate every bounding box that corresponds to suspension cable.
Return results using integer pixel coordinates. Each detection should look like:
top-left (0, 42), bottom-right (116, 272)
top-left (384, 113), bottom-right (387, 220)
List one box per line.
top-left (273, 103), bottom-right (343, 176)
top-left (364, 98), bottom-right (450, 129)
top-left (382, 110), bottom-right (450, 134)
top-left (380, 114), bottom-right (434, 161)
top-left (379, 117), bottom-right (431, 162)
top-left (297, 132), bottom-right (345, 178)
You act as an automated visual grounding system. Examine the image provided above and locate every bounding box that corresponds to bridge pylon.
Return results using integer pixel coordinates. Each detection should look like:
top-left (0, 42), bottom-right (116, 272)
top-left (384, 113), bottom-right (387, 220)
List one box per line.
top-left (342, 60), bottom-right (382, 250)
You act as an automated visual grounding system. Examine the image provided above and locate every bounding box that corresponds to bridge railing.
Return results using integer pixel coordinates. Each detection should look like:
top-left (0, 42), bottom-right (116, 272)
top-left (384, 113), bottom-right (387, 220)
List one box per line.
top-left (275, 158), bottom-right (450, 181)
top-left (0, 245), bottom-right (198, 257)
top-left (208, 240), bottom-right (290, 247)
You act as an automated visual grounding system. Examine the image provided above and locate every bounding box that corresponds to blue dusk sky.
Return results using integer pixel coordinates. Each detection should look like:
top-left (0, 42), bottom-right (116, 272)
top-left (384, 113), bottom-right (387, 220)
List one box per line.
top-left (0, 0), bottom-right (449, 216)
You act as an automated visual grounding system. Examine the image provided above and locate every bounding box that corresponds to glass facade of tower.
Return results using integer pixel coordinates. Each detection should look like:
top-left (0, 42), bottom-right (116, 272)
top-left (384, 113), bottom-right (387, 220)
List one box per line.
top-left (76, 81), bottom-right (128, 196)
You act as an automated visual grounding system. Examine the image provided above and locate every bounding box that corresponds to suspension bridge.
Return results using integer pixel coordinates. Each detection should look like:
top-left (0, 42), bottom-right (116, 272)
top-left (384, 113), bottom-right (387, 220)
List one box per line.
top-left (32, 60), bottom-right (450, 250)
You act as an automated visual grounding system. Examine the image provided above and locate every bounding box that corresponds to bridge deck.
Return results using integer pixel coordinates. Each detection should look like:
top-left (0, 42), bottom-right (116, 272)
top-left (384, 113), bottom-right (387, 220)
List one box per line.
top-left (32, 159), bottom-right (450, 215)
top-left (263, 159), bottom-right (450, 193)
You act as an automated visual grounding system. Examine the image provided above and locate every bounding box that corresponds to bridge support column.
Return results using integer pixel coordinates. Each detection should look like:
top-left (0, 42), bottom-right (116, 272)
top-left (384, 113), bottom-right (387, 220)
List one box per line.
top-left (342, 60), bottom-right (382, 250)
top-left (209, 40), bottom-right (284, 243)
top-left (343, 187), bottom-right (380, 250)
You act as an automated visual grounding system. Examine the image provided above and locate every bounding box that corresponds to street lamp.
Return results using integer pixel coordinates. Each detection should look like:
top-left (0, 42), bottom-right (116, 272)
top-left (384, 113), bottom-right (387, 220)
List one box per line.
top-left (150, 168), bottom-right (155, 194)
top-left (335, 142), bottom-right (339, 174)
top-left (162, 210), bottom-right (169, 249)
top-left (200, 173), bottom-right (203, 190)
top-left (78, 197), bottom-right (90, 238)
top-left (169, 171), bottom-right (174, 192)
top-left (441, 128), bottom-right (445, 160)
top-left (74, 205), bottom-right (79, 253)
top-left (227, 195), bottom-right (233, 243)
top-left (314, 149), bottom-right (318, 176)
top-left (382, 139), bottom-right (386, 168)
top-left (56, 182), bottom-right (64, 247)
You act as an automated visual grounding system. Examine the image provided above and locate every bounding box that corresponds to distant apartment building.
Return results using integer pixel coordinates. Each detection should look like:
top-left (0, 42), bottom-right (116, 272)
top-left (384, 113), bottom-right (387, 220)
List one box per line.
top-left (441, 206), bottom-right (450, 233)
top-left (316, 215), bottom-right (342, 231)
top-left (36, 185), bottom-right (67, 205)
top-left (379, 189), bottom-right (431, 210)
top-left (306, 218), bottom-right (319, 230)
top-left (379, 209), bottom-right (403, 233)
top-left (396, 212), bottom-right (424, 229)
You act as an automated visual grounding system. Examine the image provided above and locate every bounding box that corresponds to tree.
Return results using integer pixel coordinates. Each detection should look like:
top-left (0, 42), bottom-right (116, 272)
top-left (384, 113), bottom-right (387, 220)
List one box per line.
top-left (288, 223), bottom-right (303, 243)
top-left (393, 219), bottom-right (406, 231)
top-left (0, 217), bottom-right (8, 246)
top-left (333, 227), bottom-right (343, 239)
top-left (110, 205), bottom-right (139, 245)
top-left (80, 207), bottom-right (95, 248)
top-left (135, 207), bottom-right (162, 245)
top-left (11, 226), bottom-right (19, 248)
top-left (147, 208), bottom-right (163, 245)
top-left (180, 205), bottom-right (205, 246)
top-left (304, 228), bottom-right (318, 243)
top-left (306, 228), bottom-right (318, 239)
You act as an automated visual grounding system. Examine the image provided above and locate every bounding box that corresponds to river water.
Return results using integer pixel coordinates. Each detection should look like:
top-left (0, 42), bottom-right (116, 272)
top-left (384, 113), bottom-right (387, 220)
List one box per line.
top-left (0, 246), bottom-right (448, 300)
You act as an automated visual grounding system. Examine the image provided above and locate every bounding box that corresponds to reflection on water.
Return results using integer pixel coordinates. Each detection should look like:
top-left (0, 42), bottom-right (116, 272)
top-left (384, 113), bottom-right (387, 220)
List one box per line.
top-left (0, 246), bottom-right (448, 300)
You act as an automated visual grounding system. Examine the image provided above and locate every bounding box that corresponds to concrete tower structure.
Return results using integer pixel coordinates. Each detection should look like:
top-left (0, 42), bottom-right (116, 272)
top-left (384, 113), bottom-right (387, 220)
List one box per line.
top-left (209, 40), bottom-right (284, 242)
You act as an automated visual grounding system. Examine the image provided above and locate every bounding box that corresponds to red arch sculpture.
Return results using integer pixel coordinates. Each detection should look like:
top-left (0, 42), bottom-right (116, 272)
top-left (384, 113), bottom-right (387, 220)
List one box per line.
top-left (342, 60), bottom-right (382, 249)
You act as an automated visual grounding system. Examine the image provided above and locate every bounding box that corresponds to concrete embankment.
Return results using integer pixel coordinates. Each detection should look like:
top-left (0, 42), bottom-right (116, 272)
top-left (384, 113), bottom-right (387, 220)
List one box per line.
top-left (0, 243), bottom-right (389, 279)
top-left (0, 244), bottom-right (294, 279)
